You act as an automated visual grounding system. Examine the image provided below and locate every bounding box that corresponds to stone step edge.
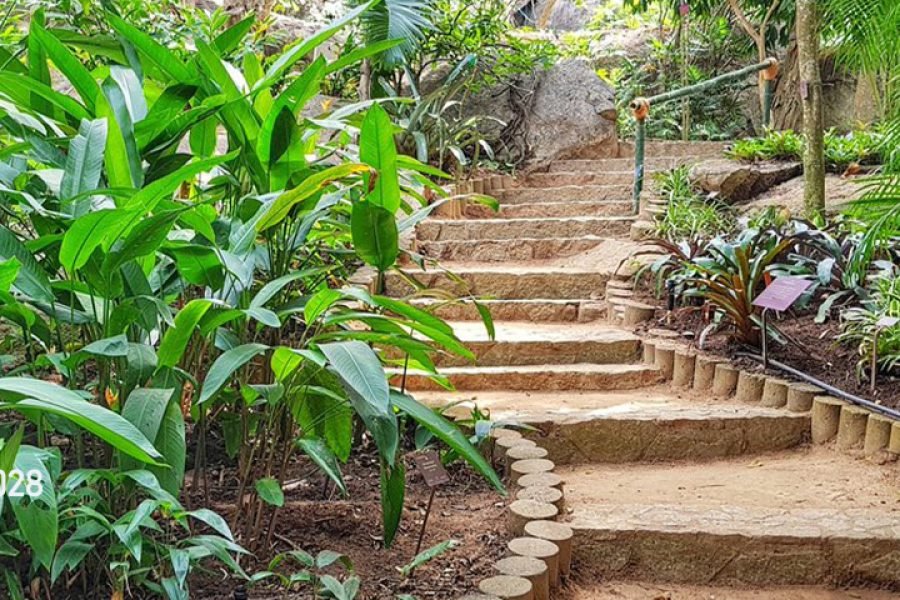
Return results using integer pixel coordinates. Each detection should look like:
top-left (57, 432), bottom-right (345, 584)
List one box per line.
top-left (457, 425), bottom-right (574, 600)
top-left (640, 337), bottom-right (900, 463)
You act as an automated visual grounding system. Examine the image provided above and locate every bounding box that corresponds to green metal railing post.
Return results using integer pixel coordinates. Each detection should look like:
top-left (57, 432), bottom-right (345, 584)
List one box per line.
top-left (628, 57), bottom-right (779, 215)
top-left (630, 98), bottom-right (649, 214)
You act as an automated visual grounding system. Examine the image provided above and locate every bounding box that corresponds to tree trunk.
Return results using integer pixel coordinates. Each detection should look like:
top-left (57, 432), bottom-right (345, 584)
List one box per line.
top-left (796, 0), bottom-right (825, 221)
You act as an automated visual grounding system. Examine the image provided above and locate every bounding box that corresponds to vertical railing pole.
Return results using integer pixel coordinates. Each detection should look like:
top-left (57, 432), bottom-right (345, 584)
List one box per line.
top-left (630, 98), bottom-right (650, 215)
top-left (761, 59), bottom-right (779, 130)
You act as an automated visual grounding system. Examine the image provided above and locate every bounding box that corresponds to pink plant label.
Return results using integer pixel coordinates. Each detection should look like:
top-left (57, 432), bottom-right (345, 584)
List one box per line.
top-left (753, 277), bottom-right (812, 312)
top-left (876, 316), bottom-right (900, 329)
top-left (680, 1), bottom-right (690, 16)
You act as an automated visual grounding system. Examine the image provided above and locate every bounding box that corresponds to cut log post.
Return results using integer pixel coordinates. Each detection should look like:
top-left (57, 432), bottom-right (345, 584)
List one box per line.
top-left (509, 459), bottom-right (555, 487)
top-left (692, 355), bottom-right (720, 391)
top-left (890, 422), bottom-right (900, 456)
top-left (479, 575), bottom-right (533, 600)
top-left (760, 377), bottom-right (789, 408)
top-left (654, 345), bottom-right (675, 380)
top-left (507, 537), bottom-right (561, 588)
top-left (507, 500), bottom-right (558, 536)
top-left (517, 472), bottom-right (563, 492)
top-left (837, 405), bottom-right (869, 453)
top-left (524, 520), bottom-right (574, 577)
top-left (786, 382), bottom-right (822, 412)
top-left (516, 486), bottom-right (564, 511)
top-left (494, 437), bottom-right (535, 464)
top-left (672, 350), bottom-right (696, 387)
top-left (811, 396), bottom-right (844, 444)
top-left (505, 445), bottom-right (548, 467)
top-left (864, 414), bottom-right (893, 460)
top-left (494, 557), bottom-right (549, 600)
top-left (734, 371), bottom-right (765, 403)
top-left (712, 363), bottom-right (739, 397)
top-left (642, 341), bottom-right (656, 364)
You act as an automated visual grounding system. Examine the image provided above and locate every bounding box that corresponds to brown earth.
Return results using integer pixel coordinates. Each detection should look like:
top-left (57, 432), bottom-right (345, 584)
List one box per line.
top-left (188, 443), bottom-right (508, 599)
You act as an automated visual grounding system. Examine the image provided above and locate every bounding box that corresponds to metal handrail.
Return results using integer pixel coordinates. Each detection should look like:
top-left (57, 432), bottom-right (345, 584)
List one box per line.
top-left (629, 57), bottom-right (780, 214)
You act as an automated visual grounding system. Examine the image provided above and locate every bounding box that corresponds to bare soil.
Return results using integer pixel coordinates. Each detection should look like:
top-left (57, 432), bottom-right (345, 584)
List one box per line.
top-left (189, 442), bottom-right (508, 599)
top-left (559, 581), bottom-right (900, 599)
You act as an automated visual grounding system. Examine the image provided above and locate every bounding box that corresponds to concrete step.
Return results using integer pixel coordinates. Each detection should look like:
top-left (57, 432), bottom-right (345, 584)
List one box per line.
top-left (500, 185), bottom-right (631, 204)
top-left (435, 321), bottom-right (641, 367)
top-left (415, 216), bottom-right (635, 241)
top-left (409, 298), bottom-right (607, 322)
top-left (394, 363), bottom-right (662, 392)
top-left (618, 139), bottom-right (728, 158)
top-left (465, 200), bottom-right (632, 218)
top-left (549, 157), bottom-right (678, 172)
top-left (527, 171), bottom-right (633, 187)
top-left (563, 450), bottom-right (900, 588)
top-left (385, 264), bottom-right (609, 299)
top-left (417, 236), bottom-right (608, 262)
top-left (567, 582), bottom-right (898, 600)
top-left (419, 388), bottom-right (809, 464)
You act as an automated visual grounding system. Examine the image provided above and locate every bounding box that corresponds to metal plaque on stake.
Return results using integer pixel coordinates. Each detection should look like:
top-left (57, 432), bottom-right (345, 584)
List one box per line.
top-left (752, 277), bottom-right (813, 366)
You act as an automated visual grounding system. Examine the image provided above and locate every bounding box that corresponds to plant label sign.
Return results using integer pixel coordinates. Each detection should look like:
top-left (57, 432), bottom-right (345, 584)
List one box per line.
top-left (753, 277), bottom-right (812, 312)
top-left (415, 451), bottom-right (450, 488)
top-left (876, 316), bottom-right (900, 329)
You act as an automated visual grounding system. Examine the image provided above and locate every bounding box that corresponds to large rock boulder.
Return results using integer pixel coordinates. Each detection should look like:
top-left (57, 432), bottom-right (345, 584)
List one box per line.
top-left (533, 0), bottom-right (605, 30)
top-left (525, 59), bottom-right (618, 163)
top-left (690, 160), bottom-right (802, 203)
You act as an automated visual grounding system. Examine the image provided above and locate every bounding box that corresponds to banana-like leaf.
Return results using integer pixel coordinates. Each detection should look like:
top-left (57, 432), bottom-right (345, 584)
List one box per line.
top-left (360, 103), bottom-right (401, 212)
top-left (106, 13), bottom-right (192, 83)
top-left (296, 437), bottom-right (347, 496)
top-left (60, 118), bottom-right (107, 202)
top-left (29, 21), bottom-right (100, 113)
top-left (319, 341), bottom-right (398, 466)
top-left (0, 377), bottom-right (162, 464)
top-left (198, 343), bottom-right (269, 404)
top-left (351, 200), bottom-right (398, 271)
top-left (256, 163), bottom-right (371, 231)
top-left (391, 391), bottom-right (504, 494)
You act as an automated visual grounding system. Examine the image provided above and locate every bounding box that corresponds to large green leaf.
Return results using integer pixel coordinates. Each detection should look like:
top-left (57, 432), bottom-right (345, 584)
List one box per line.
top-left (0, 226), bottom-right (53, 302)
top-left (198, 343), bottom-right (269, 404)
top-left (122, 388), bottom-right (184, 496)
top-left (379, 460), bottom-right (405, 547)
top-left (359, 103), bottom-right (401, 212)
top-left (59, 209), bottom-right (134, 272)
top-left (106, 13), bottom-right (192, 83)
top-left (391, 391), bottom-right (504, 494)
top-left (158, 299), bottom-right (213, 368)
top-left (296, 437), bottom-right (347, 496)
top-left (319, 341), bottom-right (398, 466)
top-left (253, 0), bottom-right (378, 92)
top-left (351, 200), bottom-right (398, 271)
top-left (100, 75), bottom-right (143, 188)
top-left (0, 73), bottom-right (90, 122)
top-left (257, 57), bottom-right (326, 166)
top-left (255, 163), bottom-right (371, 231)
top-left (105, 209), bottom-right (182, 273)
top-left (255, 477), bottom-right (284, 507)
top-left (29, 21), bottom-right (101, 113)
top-left (60, 118), bottom-right (107, 203)
top-left (124, 152), bottom-right (235, 212)
top-left (0, 377), bottom-right (162, 464)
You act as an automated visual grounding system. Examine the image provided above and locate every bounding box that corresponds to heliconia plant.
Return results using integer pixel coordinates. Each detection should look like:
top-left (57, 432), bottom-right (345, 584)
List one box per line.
top-left (0, 3), bottom-right (500, 597)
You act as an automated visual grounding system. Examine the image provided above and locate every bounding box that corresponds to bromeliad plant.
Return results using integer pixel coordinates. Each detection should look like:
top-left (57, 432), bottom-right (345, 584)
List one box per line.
top-left (839, 277), bottom-right (900, 378)
top-left (0, 4), bottom-right (502, 597)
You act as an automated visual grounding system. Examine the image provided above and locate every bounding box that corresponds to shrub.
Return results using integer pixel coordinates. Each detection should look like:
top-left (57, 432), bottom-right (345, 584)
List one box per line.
top-left (839, 277), bottom-right (900, 377)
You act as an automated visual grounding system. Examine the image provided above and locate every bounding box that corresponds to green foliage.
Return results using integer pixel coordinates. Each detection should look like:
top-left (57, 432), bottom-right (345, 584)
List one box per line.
top-left (652, 167), bottom-right (736, 240)
top-left (727, 129), bottom-right (804, 161)
top-left (728, 127), bottom-right (887, 170)
top-left (0, 4), bottom-right (502, 596)
top-left (612, 14), bottom-right (753, 141)
top-left (839, 277), bottom-right (900, 376)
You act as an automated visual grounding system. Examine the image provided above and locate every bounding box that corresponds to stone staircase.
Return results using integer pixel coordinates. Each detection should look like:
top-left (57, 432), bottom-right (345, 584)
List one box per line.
top-left (397, 142), bottom-right (900, 599)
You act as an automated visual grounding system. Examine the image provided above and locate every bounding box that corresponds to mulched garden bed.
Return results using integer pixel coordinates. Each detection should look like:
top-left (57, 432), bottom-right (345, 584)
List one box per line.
top-left (188, 440), bottom-right (508, 600)
top-left (635, 295), bottom-right (900, 410)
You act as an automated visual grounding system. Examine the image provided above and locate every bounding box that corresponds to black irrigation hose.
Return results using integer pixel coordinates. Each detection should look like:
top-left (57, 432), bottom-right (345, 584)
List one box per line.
top-left (735, 351), bottom-right (900, 421)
